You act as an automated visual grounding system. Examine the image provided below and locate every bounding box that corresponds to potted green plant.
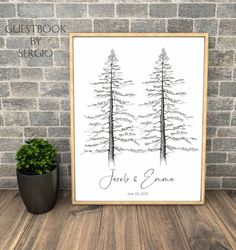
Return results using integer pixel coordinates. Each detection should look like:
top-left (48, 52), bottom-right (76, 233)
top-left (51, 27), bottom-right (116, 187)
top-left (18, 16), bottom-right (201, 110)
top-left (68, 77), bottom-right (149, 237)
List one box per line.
top-left (16, 138), bottom-right (59, 214)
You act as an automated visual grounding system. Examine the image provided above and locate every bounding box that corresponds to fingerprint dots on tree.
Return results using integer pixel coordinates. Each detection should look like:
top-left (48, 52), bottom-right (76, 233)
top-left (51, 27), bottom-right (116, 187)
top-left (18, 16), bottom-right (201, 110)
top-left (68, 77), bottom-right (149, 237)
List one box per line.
top-left (84, 48), bottom-right (197, 166)
top-left (84, 49), bottom-right (138, 166)
top-left (140, 48), bottom-right (197, 165)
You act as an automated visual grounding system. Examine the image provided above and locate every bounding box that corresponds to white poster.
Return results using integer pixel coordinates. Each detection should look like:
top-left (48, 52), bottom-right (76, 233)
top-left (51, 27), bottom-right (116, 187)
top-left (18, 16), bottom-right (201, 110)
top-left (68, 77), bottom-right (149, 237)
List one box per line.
top-left (70, 34), bottom-right (208, 204)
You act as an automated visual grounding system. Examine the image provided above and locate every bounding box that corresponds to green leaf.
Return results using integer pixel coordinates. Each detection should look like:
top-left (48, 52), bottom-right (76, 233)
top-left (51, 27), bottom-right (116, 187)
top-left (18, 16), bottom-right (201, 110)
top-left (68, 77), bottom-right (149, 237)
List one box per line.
top-left (15, 138), bottom-right (57, 175)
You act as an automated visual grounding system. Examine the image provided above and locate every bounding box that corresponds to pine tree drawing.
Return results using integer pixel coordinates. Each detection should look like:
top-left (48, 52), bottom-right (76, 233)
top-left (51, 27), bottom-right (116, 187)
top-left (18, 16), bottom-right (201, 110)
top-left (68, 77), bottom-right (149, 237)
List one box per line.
top-left (84, 49), bottom-right (138, 166)
top-left (140, 48), bottom-right (197, 165)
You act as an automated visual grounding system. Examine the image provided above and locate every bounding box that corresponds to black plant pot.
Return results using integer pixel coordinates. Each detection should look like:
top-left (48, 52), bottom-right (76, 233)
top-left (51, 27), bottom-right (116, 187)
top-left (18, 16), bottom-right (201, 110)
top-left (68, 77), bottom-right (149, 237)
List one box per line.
top-left (17, 166), bottom-right (59, 214)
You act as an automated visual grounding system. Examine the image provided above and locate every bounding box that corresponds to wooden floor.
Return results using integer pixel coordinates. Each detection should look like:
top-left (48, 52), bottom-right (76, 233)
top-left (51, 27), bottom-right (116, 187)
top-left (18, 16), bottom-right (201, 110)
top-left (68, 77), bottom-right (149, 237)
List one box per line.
top-left (0, 191), bottom-right (235, 250)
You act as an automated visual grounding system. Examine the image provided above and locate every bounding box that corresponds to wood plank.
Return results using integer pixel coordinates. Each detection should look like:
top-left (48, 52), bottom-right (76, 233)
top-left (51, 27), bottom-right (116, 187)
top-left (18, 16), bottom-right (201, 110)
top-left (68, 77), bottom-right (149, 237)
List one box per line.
top-left (15, 192), bottom-right (71, 250)
top-left (206, 191), bottom-right (236, 249)
top-left (57, 205), bottom-right (103, 250)
top-left (98, 206), bottom-right (141, 250)
top-left (174, 204), bottom-right (232, 249)
top-left (0, 190), bottom-right (17, 215)
top-left (226, 191), bottom-right (236, 204)
top-left (0, 191), bottom-right (235, 250)
top-left (137, 206), bottom-right (190, 250)
top-left (0, 192), bottom-right (32, 250)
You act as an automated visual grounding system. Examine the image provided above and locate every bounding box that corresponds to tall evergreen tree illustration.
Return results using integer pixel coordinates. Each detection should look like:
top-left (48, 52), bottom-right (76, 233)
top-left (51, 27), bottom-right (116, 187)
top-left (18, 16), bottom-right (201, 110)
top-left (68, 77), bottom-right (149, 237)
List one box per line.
top-left (84, 49), bottom-right (138, 166)
top-left (140, 48), bottom-right (197, 165)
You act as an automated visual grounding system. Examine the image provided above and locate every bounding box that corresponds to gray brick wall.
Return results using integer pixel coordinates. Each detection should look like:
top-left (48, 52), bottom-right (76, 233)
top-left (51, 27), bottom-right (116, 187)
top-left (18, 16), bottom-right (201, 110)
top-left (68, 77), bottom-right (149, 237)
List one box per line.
top-left (0, 0), bottom-right (235, 190)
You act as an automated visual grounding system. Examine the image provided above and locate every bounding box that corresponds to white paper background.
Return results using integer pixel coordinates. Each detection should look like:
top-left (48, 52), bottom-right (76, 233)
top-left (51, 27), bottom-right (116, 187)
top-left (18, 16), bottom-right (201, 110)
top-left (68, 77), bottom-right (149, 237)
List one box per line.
top-left (73, 37), bottom-right (205, 202)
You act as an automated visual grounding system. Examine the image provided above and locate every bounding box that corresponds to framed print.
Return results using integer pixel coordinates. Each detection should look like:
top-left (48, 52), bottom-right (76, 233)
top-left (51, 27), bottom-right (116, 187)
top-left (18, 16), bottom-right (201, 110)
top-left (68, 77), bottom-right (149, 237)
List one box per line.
top-left (70, 33), bottom-right (208, 205)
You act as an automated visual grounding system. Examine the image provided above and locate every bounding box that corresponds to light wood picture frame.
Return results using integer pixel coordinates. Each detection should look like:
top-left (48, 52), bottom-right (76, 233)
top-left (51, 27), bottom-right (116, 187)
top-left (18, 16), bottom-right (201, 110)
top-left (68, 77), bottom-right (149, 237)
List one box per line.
top-left (70, 33), bottom-right (208, 205)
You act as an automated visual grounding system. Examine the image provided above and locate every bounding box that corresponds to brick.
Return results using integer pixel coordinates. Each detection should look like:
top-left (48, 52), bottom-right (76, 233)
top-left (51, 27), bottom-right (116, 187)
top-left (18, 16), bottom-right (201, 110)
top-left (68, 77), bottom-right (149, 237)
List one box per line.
top-left (0, 50), bottom-right (20, 66)
top-left (207, 127), bottom-right (216, 137)
top-left (206, 153), bottom-right (227, 163)
top-left (54, 50), bottom-right (69, 67)
top-left (22, 56), bottom-right (53, 67)
top-left (194, 19), bottom-right (217, 36)
top-left (4, 112), bottom-right (29, 126)
top-left (60, 112), bottom-right (70, 126)
top-left (213, 138), bottom-right (236, 151)
top-left (0, 177), bottom-right (17, 189)
top-left (206, 177), bottom-right (221, 189)
top-left (7, 19), bottom-right (34, 36)
top-left (116, 4), bottom-right (148, 17)
top-left (222, 178), bottom-right (236, 189)
top-left (61, 100), bottom-right (70, 110)
top-left (209, 50), bottom-right (234, 67)
top-left (0, 19), bottom-right (7, 36)
top-left (209, 37), bottom-right (216, 49)
top-left (59, 166), bottom-right (67, 176)
top-left (39, 99), bottom-right (60, 110)
top-left (35, 19), bottom-right (60, 36)
top-left (219, 20), bottom-right (236, 36)
top-left (10, 82), bottom-right (38, 97)
top-left (207, 112), bottom-right (230, 126)
top-left (6, 37), bottom-right (32, 49)
top-left (0, 4), bottom-right (15, 17)
top-left (208, 82), bottom-right (218, 96)
top-left (228, 153), bottom-right (236, 163)
top-left (48, 139), bottom-right (70, 152)
top-left (234, 69), bottom-right (236, 81)
top-left (44, 68), bottom-right (69, 81)
top-left (217, 37), bottom-right (236, 49)
top-left (48, 127), bottom-right (70, 137)
top-left (60, 37), bottom-right (69, 50)
top-left (0, 69), bottom-right (20, 81)
top-left (231, 112), bottom-right (236, 126)
top-left (0, 83), bottom-right (10, 97)
top-left (17, 4), bottom-right (54, 18)
top-left (131, 19), bottom-right (166, 32)
top-left (208, 68), bottom-right (232, 81)
top-left (67, 165), bottom-right (71, 176)
top-left (34, 37), bottom-right (59, 49)
top-left (0, 128), bottom-right (23, 138)
top-left (206, 138), bottom-right (212, 151)
top-left (0, 114), bottom-right (3, 126)
top-left (0, 37), bottom-right (4, 48)
top-left (94, 19), bottom-right (129, 33)
top-left (220, 82), bottom-right (236, 97)
top-left (60, 177), bottom-right (71, 189)
top-left (0, 138), bottom-right (22, 151)
top-left (207, 97), bottom-right (233, 111)
top-left (1, 153), bottom-right (16, 164)
top-left (207, 164), bottom-right (236, 177)
top-left (40, 82), bottom-right (69, 97)
top-left (55, 154), bottom-right (62, 164)
top-left (218, 4), bottom-right (236, 18)
top-left (168, 19), bottom-right (193, 32)
top-left (0, 177), bottom-right (18, 190)
top-left (0, 165), bottom-right (16, 177)
top-left (30, 112), bottom-right (59, 126)
top-left (150, 4), bottom-right (177, 18)
top-left (21, 68), bottom-right (43, 81)
top-left (56, 4), bottom-right (87, 18)
top-left (218, 127), bottom-right (236, 137)
top-left (89, 4), bottom-right (114, 17)
top-left (2, 99), bottom-right (37, 111)
top-left (24, 127), bottom-right (47, 138)
top-left (62, 152), bottom-right (71, 164)
top-left (179, 4), bottom-right (215, 18)
top-left (58, 166), bottom-right (67, 178)
top-left (60, 20), bottom-right (92, 35)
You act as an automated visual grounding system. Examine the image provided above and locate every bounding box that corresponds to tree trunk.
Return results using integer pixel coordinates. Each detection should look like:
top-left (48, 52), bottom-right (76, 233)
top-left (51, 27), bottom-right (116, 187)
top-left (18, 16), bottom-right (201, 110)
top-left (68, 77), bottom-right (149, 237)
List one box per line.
top-left (160, 61), bottom-right (167, 164)
top-left (108, 63), bottom-right (115, 166)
